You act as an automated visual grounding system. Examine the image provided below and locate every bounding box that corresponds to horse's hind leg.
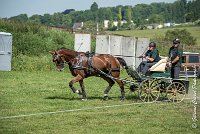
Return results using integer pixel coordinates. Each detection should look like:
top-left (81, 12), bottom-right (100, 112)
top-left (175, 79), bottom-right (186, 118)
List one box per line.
top-left (79, 80), bottom-right (87, 100)
top-left (115, 79), bottom-right (125, 101)
top-left (101, 76), bottom-right (115, 100)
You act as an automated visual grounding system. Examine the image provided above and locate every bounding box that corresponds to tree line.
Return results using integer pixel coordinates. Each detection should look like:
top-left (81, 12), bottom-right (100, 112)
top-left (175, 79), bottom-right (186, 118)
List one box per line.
top-left (5, 0), bottom-right (200, 29)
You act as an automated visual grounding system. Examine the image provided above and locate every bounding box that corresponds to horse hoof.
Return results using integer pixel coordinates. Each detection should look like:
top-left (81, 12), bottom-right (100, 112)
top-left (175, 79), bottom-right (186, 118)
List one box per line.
top-left (82, 98), bottom-right (87, 101)
top-left (103, 95), bottom-right (109, 100)
top-left (76, 90), bottom-right (82, 95)
top-left (120, 98), bottom-right (126, 101)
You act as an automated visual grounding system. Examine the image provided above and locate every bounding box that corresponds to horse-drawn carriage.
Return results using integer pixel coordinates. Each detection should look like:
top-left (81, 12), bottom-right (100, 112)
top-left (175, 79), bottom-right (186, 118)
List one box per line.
top-left (123, 58), bottom-right (189, 103)
top-left (50, 48), bottom-right (189, 103)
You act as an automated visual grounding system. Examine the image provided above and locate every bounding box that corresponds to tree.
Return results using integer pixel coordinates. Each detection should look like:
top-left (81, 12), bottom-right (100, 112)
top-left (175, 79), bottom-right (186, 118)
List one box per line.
top-left (29, 15), bottom-right (41, 24)
top-left (41, 14), bottom-right (52, 25)
top-left (125, 6), bottom-right (132, 24)
top-left (52, 13), bottom-right (63, 26)
top-left (62, 9), bottom-right (75, 14)
top-left (90, 2), bottom-right (99, 22)
top-left (98, 8), bottom-right (113, 22)
top-left (149, 14), bottom-right (164, 24)
top-left (117, 7), bottom-right (122, 28)
top-left (62, 14), bottom-right (72, 28)
top-left (90, 2), bottom-right (98, 12)
top-left (10, 14), bottom-right (28, 22)
top-left (165, 29), bottom-right (197, 46)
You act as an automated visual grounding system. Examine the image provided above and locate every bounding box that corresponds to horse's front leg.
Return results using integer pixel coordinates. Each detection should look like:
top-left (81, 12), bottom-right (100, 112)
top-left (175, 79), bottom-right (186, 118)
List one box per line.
top-left (69, 74), bottom-right (83, 95)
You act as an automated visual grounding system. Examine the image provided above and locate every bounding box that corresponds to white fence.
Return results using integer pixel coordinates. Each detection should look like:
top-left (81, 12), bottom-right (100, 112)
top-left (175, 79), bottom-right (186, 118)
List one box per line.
top-left (0, 32), bottom-right (12, 71)
top-left (74, 34), bottom-right (150, 69)
top-left (96, 35), bottom-right (149, 69)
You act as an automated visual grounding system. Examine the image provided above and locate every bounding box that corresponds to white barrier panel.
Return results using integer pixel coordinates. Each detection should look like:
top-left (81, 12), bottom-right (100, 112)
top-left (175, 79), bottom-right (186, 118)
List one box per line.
top-left (110, 35), bottom-right (123, 57)
top-left (0, 32), bottom-right (12, 71)
top-left (95, 35), bottom-right (149, 69)
top-left (122, 37), bottom-right (136, 67)
top-left (96, 35), bottom-right (109, 54)
top-left (135, 38), bottom-right (150, 69)
top-left (74, 34), bottom-right (91, 52)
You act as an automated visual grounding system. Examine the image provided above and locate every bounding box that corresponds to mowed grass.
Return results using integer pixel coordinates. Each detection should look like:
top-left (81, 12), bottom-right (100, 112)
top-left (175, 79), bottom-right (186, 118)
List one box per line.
top-left (108, 26), bottom-right (200, 45)
top-left (0, 71), bottom-right (200, 134)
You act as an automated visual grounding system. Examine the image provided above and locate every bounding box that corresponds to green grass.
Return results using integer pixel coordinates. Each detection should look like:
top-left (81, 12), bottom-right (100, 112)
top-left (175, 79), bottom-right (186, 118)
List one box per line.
top-left (108, 26), bottom-right (200, 45)
top-left (0, 71), bottom-right (200, 134)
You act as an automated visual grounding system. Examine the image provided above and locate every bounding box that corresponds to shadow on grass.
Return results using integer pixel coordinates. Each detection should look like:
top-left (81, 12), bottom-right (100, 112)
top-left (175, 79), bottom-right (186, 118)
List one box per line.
top-left (45, 94), bottom-right (140, 101)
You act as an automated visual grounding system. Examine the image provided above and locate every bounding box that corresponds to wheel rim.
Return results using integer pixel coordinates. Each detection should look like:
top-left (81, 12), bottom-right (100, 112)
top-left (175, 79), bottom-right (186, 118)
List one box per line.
top-left (166, 82), bottom-right (186, 103)
top-left (139, 79), bottom-right (160, 102)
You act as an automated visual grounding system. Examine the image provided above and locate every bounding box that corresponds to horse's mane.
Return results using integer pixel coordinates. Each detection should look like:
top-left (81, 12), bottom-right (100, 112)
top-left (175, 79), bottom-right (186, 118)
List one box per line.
top-left (56, 47), bottom-right (76, 52)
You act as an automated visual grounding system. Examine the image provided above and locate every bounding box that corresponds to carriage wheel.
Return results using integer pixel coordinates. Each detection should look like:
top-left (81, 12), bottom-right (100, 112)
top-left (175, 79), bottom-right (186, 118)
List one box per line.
top-left (159, 81), bottom-right (168, 99)
top-left (166, 81), bottom-right (186, 103)
top-left (139, 79), bottom-right (160, 102)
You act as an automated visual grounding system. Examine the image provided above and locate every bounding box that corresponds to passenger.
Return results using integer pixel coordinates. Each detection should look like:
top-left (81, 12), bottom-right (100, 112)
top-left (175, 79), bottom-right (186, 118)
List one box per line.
top-left (167, 38), bottom-right (183, 79)
top-left (137, 42), bottom-right (161, 75)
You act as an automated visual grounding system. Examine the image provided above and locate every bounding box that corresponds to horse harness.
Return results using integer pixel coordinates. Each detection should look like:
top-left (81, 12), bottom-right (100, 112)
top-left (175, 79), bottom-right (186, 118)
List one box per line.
top-left (71, 52), bottom-right (120, 77)
top-left (71, 52), bottom-right (94, 75)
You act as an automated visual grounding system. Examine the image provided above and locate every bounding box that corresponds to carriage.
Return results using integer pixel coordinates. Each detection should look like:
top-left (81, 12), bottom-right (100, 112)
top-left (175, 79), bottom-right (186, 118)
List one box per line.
top-left (50, 48), bottom-right (189, 103)
top-left (122, 58), bottom-right (189, 103)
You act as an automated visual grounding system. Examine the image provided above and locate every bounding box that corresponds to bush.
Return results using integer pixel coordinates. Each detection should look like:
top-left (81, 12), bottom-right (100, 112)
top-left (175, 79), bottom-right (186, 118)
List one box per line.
top-left (12, 54), bottom-right (54, 71)
top-left (0, 20), bottom-right (74, 71)
top-left (165, 29), bottom-right (197, 46)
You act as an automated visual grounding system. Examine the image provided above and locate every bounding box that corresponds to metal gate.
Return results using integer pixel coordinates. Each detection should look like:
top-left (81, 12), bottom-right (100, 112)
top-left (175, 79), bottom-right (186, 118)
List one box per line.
top-left (0, 32), bottom-right (12, 71)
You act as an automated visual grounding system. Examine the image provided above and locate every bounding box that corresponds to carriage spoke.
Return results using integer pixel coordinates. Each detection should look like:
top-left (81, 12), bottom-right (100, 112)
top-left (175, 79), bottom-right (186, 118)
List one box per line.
top-left (150, 94), bottom-right (154, 101)
top-left (139, 79), bottom-right (160, 102)
top-left (167, 82), bottom-right (186, 103)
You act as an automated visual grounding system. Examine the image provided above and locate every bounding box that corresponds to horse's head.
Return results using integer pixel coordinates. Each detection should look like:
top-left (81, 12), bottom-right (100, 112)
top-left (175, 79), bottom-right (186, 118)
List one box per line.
top-left (49, 50), bottom-right (65, 71)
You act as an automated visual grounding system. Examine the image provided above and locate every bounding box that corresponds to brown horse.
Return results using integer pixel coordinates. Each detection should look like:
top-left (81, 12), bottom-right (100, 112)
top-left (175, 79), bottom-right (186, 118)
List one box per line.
top-left (49, 48), bottom-right (127, 100)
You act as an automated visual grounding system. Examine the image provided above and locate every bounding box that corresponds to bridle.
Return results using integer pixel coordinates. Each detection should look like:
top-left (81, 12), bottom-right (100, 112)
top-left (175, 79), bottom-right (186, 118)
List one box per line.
top-left (53, 53), bottom-right (76, 67)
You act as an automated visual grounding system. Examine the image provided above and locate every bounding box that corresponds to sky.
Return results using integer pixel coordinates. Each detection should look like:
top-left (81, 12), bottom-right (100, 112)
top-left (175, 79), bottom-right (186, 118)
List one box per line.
top-left (0, 0), bottom-right (176, 18)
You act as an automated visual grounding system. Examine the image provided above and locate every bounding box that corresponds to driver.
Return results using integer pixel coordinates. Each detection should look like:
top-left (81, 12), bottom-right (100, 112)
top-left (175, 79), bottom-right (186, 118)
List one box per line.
top-left (167, 38), bottom-right (183, 79)
top-left (137, 42), bottom-right (161, 75)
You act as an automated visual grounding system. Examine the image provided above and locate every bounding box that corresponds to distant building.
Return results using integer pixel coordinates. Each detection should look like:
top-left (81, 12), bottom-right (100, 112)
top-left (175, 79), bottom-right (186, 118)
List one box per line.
top-left (146, 24), bottom-right (163, 29)
top-left (104, 20), bottom-right (109, 28)
top-left (147, 25), bottom-right (153, 29)
top-left (72, 22), bottom-right (83, 33)
top-left (156, 24), bottom-right (163, 29)
top-left (105, 20), bottom-right (128, 28)
top-left (164, 23), bottom-right (172, 27)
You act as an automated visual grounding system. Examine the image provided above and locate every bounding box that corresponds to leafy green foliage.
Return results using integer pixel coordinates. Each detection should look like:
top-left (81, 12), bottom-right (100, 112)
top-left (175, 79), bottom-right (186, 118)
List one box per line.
top-left (6, 1), bottom-right (200, 30)
top-left (0, 20), bottom-right (74, 71)
top-left (0, 20), bottom-right (74, 56)
top-left (165, 29), bottom-right (197, 46)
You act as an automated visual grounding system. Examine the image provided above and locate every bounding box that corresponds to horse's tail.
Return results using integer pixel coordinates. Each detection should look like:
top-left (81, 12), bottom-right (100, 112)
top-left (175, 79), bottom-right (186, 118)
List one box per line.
top-left (116, 57), bottom-right (128, 69)
top-left (116, 57), bottom-right (141, 82)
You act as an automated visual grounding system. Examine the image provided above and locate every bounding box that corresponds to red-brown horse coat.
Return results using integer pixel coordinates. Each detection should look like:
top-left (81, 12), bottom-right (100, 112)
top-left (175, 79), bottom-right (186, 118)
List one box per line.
top-left (50, 48), bottom-right (126, 100)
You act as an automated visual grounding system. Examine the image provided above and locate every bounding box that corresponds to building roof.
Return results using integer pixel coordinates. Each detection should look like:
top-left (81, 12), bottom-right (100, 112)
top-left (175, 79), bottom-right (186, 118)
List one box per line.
top-left (73, 22), bottom-right (83, 29)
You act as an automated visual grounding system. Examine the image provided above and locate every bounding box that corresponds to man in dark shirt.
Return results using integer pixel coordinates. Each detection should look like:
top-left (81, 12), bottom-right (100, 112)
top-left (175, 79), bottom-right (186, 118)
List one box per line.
top-left (137, 42), bottom-right (160, 75)
top-left (168, 38), bottom-right (183, 79)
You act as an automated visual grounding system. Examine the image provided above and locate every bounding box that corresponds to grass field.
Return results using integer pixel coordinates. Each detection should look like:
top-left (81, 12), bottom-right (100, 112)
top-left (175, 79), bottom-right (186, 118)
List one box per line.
top-left (0, 71), bottom-right (199, 134)
top-left (108, 26), bottom-right (200, 45)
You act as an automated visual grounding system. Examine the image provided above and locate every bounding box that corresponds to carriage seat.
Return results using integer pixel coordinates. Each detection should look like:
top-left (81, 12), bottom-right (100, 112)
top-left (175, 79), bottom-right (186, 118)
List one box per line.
top-left (149, 57), bottom-right (167, 72)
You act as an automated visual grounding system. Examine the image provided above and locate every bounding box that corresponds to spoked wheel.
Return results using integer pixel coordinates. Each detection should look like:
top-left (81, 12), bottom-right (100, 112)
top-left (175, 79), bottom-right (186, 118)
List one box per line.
top-left (123, 78), bottom-right (139, 101)
top-left (166, 81), bottom-right (186, 103)
top-left (159, 81), bottom-right (168, 99)
top-left (139, 79), bottom-right (160, 102)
